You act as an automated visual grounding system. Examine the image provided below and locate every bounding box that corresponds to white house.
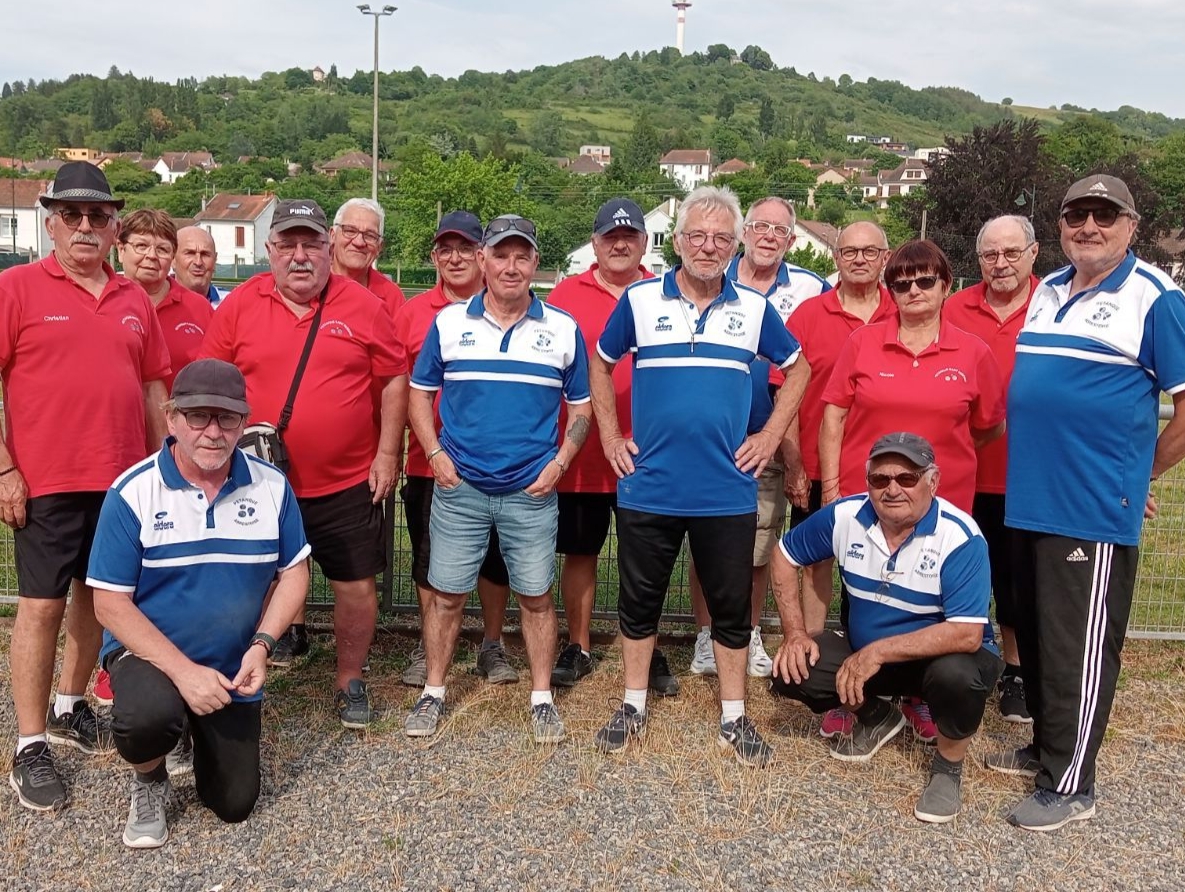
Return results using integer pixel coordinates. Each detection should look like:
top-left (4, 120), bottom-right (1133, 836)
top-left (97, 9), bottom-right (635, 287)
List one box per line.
top-left (794, 220), bottom-right (840, 256)
top-left (154, 151), bottom-right (217, 184)
top-left (0, 179), bottom-right (53, 259)
top-left (193, 193), bottom-right (277, 264)
top-left (579, 145), bottom-right (612, 164)
top-left (858, 159), bottom-right (931, 208)
top-left (659, 150), bottom-right (712, 191)
top-left (564, 197), bottom-right (681, 279)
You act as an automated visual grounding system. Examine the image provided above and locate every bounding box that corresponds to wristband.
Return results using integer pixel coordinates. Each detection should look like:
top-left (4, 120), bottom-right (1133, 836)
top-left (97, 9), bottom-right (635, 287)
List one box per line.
top-left (552, 457), bottom-right (568, 474)
top-left (426, 447), bottom-right (444, 462)
top-left (0, 466), bottom-right (15, 478)
top-left (250, 632), bottom-right (276, 655)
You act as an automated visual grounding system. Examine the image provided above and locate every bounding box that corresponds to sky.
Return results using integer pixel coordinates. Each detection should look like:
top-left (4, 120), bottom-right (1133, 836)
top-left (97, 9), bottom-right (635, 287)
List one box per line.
top-left (3, 0), bottom-right (1182, 119)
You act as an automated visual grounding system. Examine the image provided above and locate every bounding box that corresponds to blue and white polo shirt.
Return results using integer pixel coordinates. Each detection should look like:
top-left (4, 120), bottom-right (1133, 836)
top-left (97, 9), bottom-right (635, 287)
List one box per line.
top-left (726, 256), bottom-right (831, 433)
top-left (1006, 251), bottom-right (1185, 545)
top-left (781, 495), bottom-right (995, 653)
top-left (412, 290), bottom-right (590, 495)
top-left (597, 267), bottom-right (801, 516)
top-left (87, 441), bottom-right (310, 703)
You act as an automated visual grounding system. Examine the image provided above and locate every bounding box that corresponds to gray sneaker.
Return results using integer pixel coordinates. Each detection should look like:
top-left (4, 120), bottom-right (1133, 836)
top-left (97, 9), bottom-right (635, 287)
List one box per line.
top-left (717, 715), bottom-right (774, 768)
top-left (400, 643), bottom-right (428, 687)
top-left (594, 703), bottom-right (647, 754)
top-left (915, 770), bottom-right (962, 823)
top-left (984, 744), bottom-right (1040, 777)
top-left (404, 693), bottom-right (443, 738)
top-left (335, 679), bottom-right (375, 729)
top-left (165, 723), bottom-right (193, 777)
top-left (123, 775), bottom-right (170, 848)
top-left (829, 704), bottom-right (906, 763)
top-left (1007, 787), bottom-right (1096, 832)
top-left (474, 644), bottom-right (520, 684)
top-left (530, 702), bottom-right (566, 744)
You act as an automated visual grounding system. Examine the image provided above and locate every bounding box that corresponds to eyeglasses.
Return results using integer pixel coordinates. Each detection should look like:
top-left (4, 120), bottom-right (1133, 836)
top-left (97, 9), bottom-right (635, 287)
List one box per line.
top-left (682, 231), bottom-right (736, 250)
top-left (178, 410), bottom-right (245, 431)
top-left (978, 243), bottom-right (1034, 264)
top-left (433, 244), bottom-right (477, 260)
top-left (887, 275), bottom-right (941, 295)
top-left (484, 217), bottom-right (537, 239)
top-left (744, 221), bottom-right (793, 239)
top-left (337, 224), bottom-right (382, 247)
top-left (838, 246), bottom-right (885, 262)
top-left (54, 209), bottom-right (114, 230)
top-left (122, 240), bottom-right (175, 259)
top-left (269, 239), bottom-right (327, 257)
top-left (1061, 207), bottom-right (1129, 229)
top-left (867, 469), bottom-right (930, 489)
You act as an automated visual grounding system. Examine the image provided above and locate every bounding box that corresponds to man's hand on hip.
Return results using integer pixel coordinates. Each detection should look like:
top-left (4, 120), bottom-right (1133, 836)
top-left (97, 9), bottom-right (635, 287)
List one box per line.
top-left (0, 469), bottom-right (29, 529)
top-left (369, 451), bottom-right (399, 504)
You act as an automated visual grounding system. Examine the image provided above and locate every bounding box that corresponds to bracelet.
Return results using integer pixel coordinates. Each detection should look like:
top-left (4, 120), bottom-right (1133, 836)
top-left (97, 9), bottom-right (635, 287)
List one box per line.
top-left (552, 457), bottom-right (568, 474)
top-left (250, 632), bottom-right (276, 655)
top-left (0, 466), bottom-right (15, 478)
top-left (426, 447), bottom-right (444, 462)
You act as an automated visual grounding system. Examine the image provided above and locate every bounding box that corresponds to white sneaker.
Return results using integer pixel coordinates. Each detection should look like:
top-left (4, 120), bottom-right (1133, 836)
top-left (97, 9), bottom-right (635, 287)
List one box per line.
top-left (747, 627), bottom-right (773, 677)
top-left (690, 627), bottom-right (717, 676)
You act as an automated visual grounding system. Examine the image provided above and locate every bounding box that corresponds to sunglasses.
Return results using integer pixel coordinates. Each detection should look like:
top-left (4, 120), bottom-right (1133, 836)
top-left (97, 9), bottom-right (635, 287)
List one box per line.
top-left (55, 209), bottom-right (114, 230)
top-left (484, 217), bottom-right (537, 239)
top-left (867, 470), bottom-right (929, 489)
top-left (887, 275), bottom-right (941, 295)
top-left (1061, 207), bottom-right (1128, 228)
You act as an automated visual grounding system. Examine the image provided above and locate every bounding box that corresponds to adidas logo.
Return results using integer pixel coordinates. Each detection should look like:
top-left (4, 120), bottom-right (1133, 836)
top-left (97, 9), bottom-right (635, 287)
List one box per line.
top-left (613, 208), bottom-right (631, 220)
top-left (1088, 181), bottom-right (1109, 193)
top-left (1066, 547), bottom-right (1089, 562)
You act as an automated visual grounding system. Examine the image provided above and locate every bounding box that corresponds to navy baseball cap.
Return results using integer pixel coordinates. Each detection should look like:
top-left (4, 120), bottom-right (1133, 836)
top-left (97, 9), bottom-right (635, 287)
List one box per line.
top-left (435, 210), bottom-right (483, 244)
top-left (594, 198), bottom-right (646, 236)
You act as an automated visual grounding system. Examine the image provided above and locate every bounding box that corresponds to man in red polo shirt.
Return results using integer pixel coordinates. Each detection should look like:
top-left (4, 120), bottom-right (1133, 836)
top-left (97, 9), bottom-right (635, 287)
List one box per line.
top-left (392, 211), bottom-right (515, 687)
top-left (330, 198), bottom-right (405, 318)
top-left (1, 162), bottom-right (170, 811)
top-left (547, 198), bottom-right (676, 694)
top-left (944, 214), bottom-right (1040, 724)
top-left (201, 199), bottom-right (408, 729)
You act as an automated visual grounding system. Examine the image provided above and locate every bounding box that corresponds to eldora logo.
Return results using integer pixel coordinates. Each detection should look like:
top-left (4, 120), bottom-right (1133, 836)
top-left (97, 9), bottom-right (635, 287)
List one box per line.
top-left (120, 314), bottom-right (145, 335)
top-left (320, 318), bottom-right (355, 338)
top-left (152, 510), bottom-right (173, 531)
top-left (935, 366), bottom-right (967, 383)
top-left (234, 497), bottom-right (260, 526)
top-left (845, 542), bottom-right (865, 561)
top-left (459, 331), bottom-right (476, 347)
top-left (655, 315), bottom-right (674, 332)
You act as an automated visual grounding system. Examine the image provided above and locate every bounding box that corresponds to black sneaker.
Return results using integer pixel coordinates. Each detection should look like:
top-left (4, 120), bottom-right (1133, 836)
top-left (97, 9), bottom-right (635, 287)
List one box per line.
top-left (268, 625), bottom-right (310, 668)
top-left (648, 648), bottom-right (680, 697)
top-left (46, 701), bottom-right (114, 755)
top-left (9, 742), bottom-right (67, 811)
top-left (718, 715), bottom-right (774, 768)
top-left (335, 679), bottom-right (375, 729)
top-left (594, 703), bottom-right (647, 754)
top-left (999, 675), bottom-right (1032, 724)
top-left (551, 642), bottom-right (595, 687)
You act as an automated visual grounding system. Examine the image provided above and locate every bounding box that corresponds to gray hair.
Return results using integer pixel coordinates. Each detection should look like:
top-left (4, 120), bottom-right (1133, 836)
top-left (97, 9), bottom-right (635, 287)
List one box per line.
top-left (745, 196), bottom-right (796, 229)
top-left (836, 220), bottom-right (888, 249)
top-left (975, 214), bottom-right (1035, 253)
top-left (333, 197), bottom-right (385, 231)
top-left (674, 185), bottom-right (744, 240)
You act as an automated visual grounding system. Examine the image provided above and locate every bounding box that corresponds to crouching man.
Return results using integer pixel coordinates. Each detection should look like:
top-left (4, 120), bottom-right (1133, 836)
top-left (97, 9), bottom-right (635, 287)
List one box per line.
top-left (89, 359), bottom-right (311, 848)
top-left (769, 432), bottom-right (1002, 823)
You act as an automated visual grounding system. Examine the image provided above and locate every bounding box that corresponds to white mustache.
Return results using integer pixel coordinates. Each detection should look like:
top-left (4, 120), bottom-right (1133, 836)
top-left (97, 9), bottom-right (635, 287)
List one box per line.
top-left (287, 261), bottom-right (316, 273)
top-left (71, 233), bottom-right (101, 247)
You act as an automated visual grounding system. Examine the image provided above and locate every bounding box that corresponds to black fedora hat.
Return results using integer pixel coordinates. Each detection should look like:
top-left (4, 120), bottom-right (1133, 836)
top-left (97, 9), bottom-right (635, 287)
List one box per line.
top-left (39, 161), bottom-right (125, 210)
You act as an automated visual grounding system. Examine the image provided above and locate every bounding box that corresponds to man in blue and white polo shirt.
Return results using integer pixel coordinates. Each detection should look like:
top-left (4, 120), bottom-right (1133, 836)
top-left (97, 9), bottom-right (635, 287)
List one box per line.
top-left (991, 175), bottom-right (1185, 832)
top-left (769, 432), bottom-right (1002, 824)
top-left (406, 214), bottom-right (592, 745)
top-left (89, 359), bottom-right (311, 848)
top-left (589, 185), bottom-right (809, 767)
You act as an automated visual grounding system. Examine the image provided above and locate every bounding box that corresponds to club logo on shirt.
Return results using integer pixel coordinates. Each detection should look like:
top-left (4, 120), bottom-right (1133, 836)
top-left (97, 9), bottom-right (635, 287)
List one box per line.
top-left (174, 322), bottom-right (205, 336)
top-left (655, 315), bottom-right (674, 332)
top-left (234, 497), bottom-right (260, 526)
top-left (459, 331), bottom-right (476, 347)
top-left (724, 311), bottom-right (747, 337)
top-left (320, 319), bottom-right (355, 338)
top-left (121, 314), bottom-right (145, 335)
top-left (917, 549), bottom-right (939, 578)
top-left (532, 329), bottom-right (556, 353)
top-left (845, 543), bottom-right (865, 560)
top-left (934, 367), bottom-right (968, 383)
top-left (1086, 302), bottom-right (1118, 328)
top-left (151, 510), bottom-right (174, 531)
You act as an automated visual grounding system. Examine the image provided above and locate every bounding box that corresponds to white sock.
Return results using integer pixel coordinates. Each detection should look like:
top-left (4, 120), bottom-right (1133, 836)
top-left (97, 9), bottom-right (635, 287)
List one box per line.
top-left (700, 625), bottom-right (711, 636)
top-left (530, 689), bottom-right (553, 707)
top-left (16, 733), bottom-right (47, 754)
top-left (423, 685), bottom-right (446, 702)
top-left (623, 688), bottom-right (648, 715)
top-left (54, 693), bottom-right (83, 716)
top-left (721, 699), bottom-right (745, 725)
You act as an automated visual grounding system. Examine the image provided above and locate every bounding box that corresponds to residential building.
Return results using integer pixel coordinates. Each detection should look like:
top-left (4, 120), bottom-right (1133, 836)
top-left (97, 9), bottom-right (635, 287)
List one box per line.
top-left (97, 151), bottom-right (158, 172)
top-left (0, 178), bottom-right (52, 258)
top-left (56, 148), bottom-right (100, 162)
top-left (659, 150), bottom-right (712, 191)
top-left (154, 151), bottom-right (218, 184)
top-left (568, 155), bottom-right (605, 175)
top-left (913, 146), bottom-right (951, 163)
top-left (795, 220), bottom-right (840, 256)
top-left (712, 158), bottom-right (751, 177)
top-left (564, 197), bottom-right (680, 278)
top-left (859, 159), bottom-right (930, 208)
top-left (314, 151), bottom-right (385, 177)
top-left (193, 193), bottom-right (277, 264)
top-left (579, 145), bottom-right (612, 164)
top-left (312, 66), bottom-right (326, 83)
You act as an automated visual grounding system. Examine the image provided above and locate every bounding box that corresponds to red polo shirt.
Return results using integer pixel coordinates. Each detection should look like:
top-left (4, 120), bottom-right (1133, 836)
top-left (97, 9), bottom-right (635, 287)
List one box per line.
top-left (200, 272), bottom-right (407, 498)
top-left (157, 278), bottom-right (215, 391)
top-left (787, 284), bottom-right (896, 480)
top-left (822, 316), bottom-right (1005, 512)
top-left (366, 268), bottom-right (406, 319)
top-left (548, 265), bottom-right (650, 494)
top-left (0, 254), bottom-right (171, 496)
top-left (942, 276), bottom-right (1037, 494)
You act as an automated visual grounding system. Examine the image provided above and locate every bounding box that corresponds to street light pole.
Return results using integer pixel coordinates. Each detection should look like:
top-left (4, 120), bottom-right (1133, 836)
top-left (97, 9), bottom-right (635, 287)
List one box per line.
top-left (357, 4), bottom-right (396, 202)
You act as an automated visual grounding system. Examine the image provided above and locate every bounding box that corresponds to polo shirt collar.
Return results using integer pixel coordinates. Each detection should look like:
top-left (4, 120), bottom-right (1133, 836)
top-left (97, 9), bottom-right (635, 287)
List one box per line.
top-left (158, 436), bottom-right (252, 494)
top-left (855, 494), bottom-right (940, 537)
top-left (824, 283), bottom-right (894, 318)
top-left (42, 252), bottom-right (120, 286)
top-left (883, 314), bottom-right (959, 350)
top-left (662, 266), bottom-right (740, 303)
top-left (1048, 251), bottom-right (1137, 295)
top-left (467, 289), bottom-right (544, 319)
top-left (725, 256), bottom-right (789, 295)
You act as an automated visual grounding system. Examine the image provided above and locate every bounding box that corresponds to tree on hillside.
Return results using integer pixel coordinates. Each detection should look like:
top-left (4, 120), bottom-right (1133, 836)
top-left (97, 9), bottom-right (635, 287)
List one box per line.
top-left (716, 94), bottom-right (735, 121)
top-left (740, 45), bottom-right (774, 71)
top-left (758, 98), bottom-right (777, 138)
top-left (609, 115), bottom-right (662, 180)
top-left (1, 83), bottom-right (11, 100)
top-left (102, 159), bottom-right (159, 193)
top-left (706, 44), bottom-right (734, 64)
top-left (1043, 115), bottom-right (1126, 174)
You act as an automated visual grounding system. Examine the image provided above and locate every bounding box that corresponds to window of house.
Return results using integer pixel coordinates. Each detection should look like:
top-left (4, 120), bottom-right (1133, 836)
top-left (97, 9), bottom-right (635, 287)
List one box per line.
top-left (0, 216), bottom-right (15, 239)
top-left (652, 232), bottom-right (665, 249)
top-left (235, 226), bottom-right (245, 248)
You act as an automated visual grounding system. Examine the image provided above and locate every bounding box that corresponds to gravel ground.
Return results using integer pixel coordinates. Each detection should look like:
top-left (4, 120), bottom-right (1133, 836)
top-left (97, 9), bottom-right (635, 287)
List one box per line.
top-left (2, 628), bottom-right (1183, 892)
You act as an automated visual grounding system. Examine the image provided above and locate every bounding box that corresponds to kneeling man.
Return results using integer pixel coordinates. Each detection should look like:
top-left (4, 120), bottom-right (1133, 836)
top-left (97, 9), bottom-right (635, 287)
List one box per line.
top-left (769, 432), bottom-right (1002, 823)
top-left (89, 359), bottom-right (310, 847)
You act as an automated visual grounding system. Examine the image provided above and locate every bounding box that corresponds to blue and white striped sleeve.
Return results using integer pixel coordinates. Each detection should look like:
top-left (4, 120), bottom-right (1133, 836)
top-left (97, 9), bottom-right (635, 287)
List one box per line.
top-left (85, 491), bottom-right (144, 593)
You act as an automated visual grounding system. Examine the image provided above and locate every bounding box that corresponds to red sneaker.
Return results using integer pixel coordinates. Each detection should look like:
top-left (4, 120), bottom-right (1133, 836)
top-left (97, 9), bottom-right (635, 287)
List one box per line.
top-left (902, 697), bottom-right (937, 743)
top-left (94, 669), bottom-right (114, 706)
top-left (818, 707), bottom-right (854, 739)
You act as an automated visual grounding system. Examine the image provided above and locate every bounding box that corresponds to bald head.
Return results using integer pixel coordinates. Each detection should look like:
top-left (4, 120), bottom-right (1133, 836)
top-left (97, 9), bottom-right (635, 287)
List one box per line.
top-left (174, 226), bottom-right (217, 294)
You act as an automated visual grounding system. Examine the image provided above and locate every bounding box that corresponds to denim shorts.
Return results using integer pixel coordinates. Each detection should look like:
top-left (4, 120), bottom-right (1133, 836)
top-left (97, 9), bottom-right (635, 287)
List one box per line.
top-left (427, 480), bottom-right (558, 597)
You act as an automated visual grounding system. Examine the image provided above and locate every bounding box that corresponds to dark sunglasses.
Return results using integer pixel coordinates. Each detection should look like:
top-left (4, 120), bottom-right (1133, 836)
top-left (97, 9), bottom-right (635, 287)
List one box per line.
top-left (484, 217), bottom-right (537, 238)
top-left (55, 209), bottom-right (115, 230)
top-left (1061, 207), bottom-right (1126, 228)
top-left (867, 470), bottom-right (928, 489)
top-left (887, 275), bottom-right (941, 295)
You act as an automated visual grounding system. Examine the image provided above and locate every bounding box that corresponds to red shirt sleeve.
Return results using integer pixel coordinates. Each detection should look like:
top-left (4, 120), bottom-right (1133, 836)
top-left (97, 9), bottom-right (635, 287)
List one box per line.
top-left (138, 291), bottom-right (173, 383)
top-left (821, 328), bottom-right (860, 408)
top-left (368, 300), bottom-right (408, 378)
top-left (199, 295), bottom-right (237, 363)
top-left (970, 341), bottom-right (1006, 430)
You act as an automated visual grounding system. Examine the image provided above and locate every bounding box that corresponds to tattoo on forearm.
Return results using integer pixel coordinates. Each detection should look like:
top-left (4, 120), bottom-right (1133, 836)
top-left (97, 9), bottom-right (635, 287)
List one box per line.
top-left (566, 415), bottom-right (591, 449)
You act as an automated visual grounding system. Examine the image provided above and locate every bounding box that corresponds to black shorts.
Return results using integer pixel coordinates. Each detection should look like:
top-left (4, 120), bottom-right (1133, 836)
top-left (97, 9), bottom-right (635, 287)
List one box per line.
top-left (788, 479), bottom-right (824, 528)
top-left (400, 476), bottom-right (508, 588)
top-left (14, 491), bottom-right (106, 598)
top-left (972, 492), bottom-right (1020, 628)
top-left (556, 492), bottom-right (616, 556)
top-left (297, 481), bottom-right (385, 583)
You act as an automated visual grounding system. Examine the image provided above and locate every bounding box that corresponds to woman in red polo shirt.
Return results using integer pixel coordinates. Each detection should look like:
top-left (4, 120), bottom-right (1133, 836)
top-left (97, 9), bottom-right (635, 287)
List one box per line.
top-left (819, 239), bottom-right (1005, 514)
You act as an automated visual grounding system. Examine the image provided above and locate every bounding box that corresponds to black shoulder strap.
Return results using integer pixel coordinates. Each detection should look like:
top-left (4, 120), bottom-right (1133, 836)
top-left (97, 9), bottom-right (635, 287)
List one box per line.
top-left (277, 281), bottom-right (328, 433)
